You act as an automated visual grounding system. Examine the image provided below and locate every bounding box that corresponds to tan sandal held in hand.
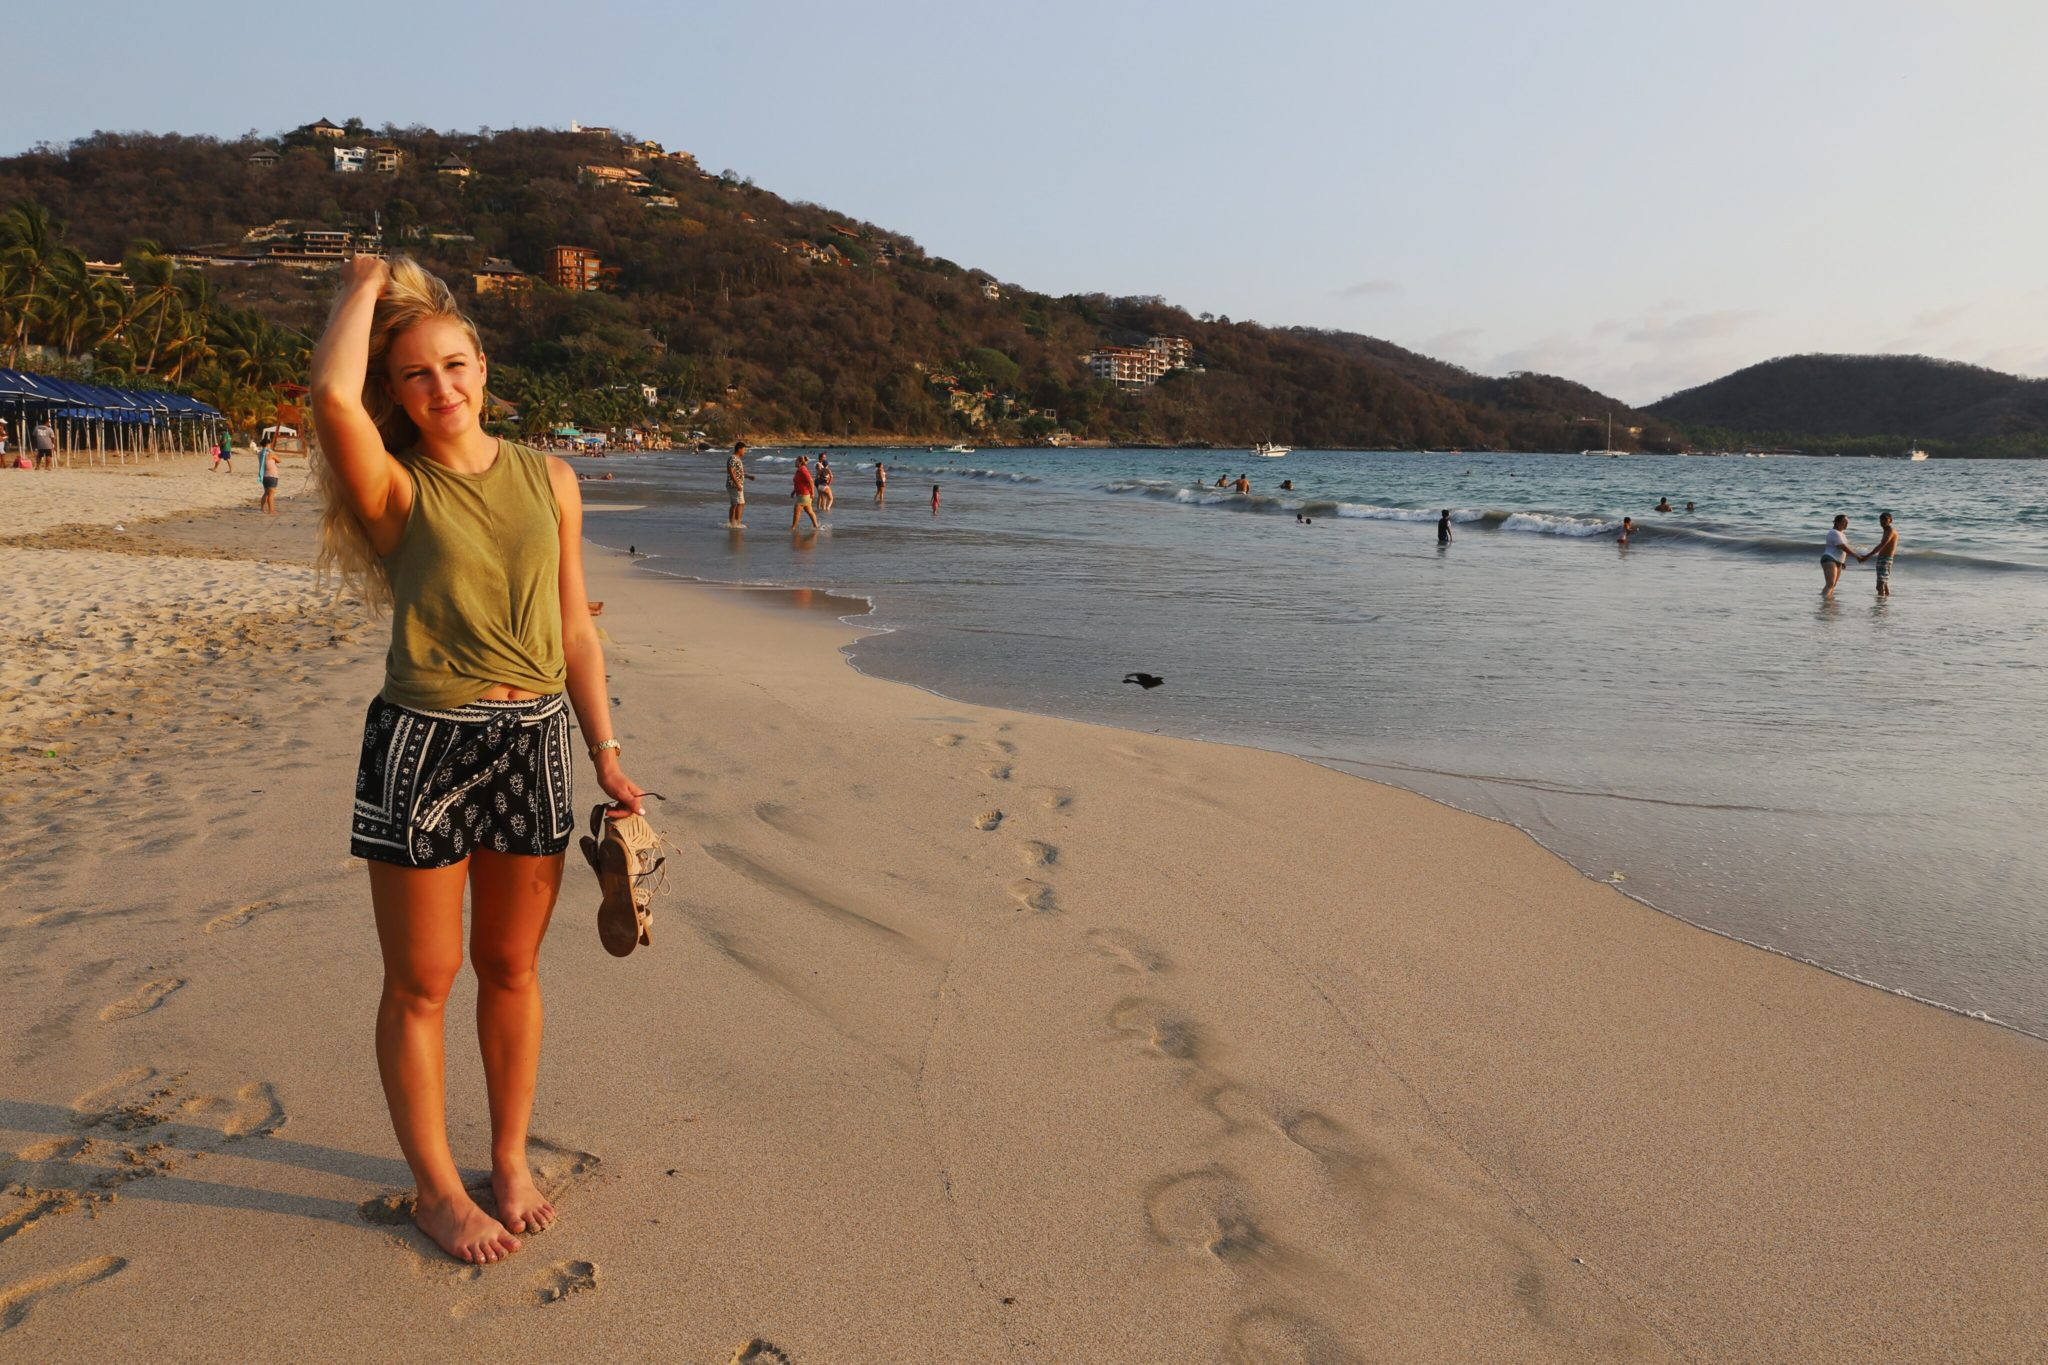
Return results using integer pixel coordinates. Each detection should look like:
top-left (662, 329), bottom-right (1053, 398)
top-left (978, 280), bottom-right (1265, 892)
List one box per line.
top-left (578, 797), bottom-right (666, 957)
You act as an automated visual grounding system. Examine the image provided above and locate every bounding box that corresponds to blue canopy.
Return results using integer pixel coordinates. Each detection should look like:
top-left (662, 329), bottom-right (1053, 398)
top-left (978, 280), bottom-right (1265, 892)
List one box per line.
top-left (0, 367), bottom-right (221, 419)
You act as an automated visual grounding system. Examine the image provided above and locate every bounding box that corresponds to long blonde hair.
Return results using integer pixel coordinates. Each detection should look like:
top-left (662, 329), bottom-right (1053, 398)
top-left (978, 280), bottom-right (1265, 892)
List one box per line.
top-left (311, 255), bottom-right (486, 614)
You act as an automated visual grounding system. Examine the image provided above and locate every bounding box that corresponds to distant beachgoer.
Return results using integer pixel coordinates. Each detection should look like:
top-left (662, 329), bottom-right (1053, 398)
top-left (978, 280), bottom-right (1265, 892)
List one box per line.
top-left (1234, 474), bottom-right (1251, 494)
top-left (1617, 516), bottom-right (1634, 546)
top-left (32, 421), bottom-right (57, 471)
top-left (1655, 497), bottom-right (1673, 512)
top-left (1438, 510), bottom-right (1453, 545)
top-left (817, 453), bottom-right (834, 510)
top-left (875, 461), bottom-right (887, 502)
top-left (1685, 500), bottom-right (1695, 513)
top-left (726, 441), bottom-right (752, 528)
top-left (1860, 511), bottom-right (1899, 597)
top-left (1279, 479), bottom-right (1293, 491)
top-left (791, 454), bottom-right (820, 531)
top-left (257, 437), bottom-right (279, 514)
top-left (931, 483), bottom-right (940, 514)
top-left (1821, 514), bottom-right (1860, 599)
top-left (0, 415), bottom-right (10, 454)
top-left (1214, 475), bottom-right (1228, 488)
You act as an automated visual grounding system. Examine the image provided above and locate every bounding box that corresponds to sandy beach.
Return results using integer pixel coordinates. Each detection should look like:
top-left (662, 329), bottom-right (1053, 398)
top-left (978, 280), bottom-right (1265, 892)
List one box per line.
top-left (2, 462), bottom-right (2045, 1362)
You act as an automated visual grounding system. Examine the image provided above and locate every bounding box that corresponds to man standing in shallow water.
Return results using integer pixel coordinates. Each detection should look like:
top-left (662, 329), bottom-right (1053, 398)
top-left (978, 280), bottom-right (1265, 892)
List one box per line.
top-left (1861, 512), bottom-right (1899, 597)
top-left (726, 441), bottom-right (752, 528)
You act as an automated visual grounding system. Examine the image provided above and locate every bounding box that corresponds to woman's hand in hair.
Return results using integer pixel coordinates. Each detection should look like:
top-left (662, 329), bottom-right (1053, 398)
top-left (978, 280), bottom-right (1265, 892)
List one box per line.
top-left (340, 253), bottom-right (391, 294)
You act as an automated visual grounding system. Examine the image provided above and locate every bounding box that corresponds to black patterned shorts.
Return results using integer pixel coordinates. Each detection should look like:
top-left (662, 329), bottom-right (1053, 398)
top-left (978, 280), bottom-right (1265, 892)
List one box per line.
top-left (350, 692), bottom-right (575, 868)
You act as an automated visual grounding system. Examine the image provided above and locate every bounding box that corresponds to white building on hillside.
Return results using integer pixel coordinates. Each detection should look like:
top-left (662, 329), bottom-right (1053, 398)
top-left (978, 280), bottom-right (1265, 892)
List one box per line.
top-left (331, 145), bottom-right (367, 173)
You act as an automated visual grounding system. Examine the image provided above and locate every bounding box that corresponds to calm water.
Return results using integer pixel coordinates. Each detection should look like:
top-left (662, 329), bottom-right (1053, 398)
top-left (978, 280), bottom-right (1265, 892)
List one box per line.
top-left (574, 447), bottom-right (2048, 1036)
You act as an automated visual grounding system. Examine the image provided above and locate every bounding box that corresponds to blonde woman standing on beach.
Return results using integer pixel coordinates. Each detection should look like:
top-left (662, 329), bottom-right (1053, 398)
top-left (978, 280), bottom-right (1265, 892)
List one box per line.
top-left (310, 255), bottom-right (647, 1265)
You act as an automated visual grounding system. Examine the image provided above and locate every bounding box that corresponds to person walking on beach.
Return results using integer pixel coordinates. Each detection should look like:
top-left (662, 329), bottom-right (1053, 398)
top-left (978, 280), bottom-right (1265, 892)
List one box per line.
top-left (817, 453), bottom-right (834, 511)
top-left (31, 419), bottom-right (56, 470)
top-left (256, 434), bottom-right (279, 513)
top-left (1438, 509), bottom-right (1453, 545)
top-left (874, 460), bottom-right (887, 503)
top-left (726, 441), bottom-right (752, 528)
top-left (1860, 511), bottom-right (1899, 597)
top-left (0, 415), bottom-right (10, 456)
top-left (310, 254), bottom-right (647, 1267)
top-left (791, 453), bottom-right (820, 531)
top-left (1821, 513), bottom-right (1861, 600)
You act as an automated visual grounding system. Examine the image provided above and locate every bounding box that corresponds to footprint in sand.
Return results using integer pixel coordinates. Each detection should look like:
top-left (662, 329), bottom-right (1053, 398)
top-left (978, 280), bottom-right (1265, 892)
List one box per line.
top-left (524, 1136), bottom-right (602, 1193)
top-left (98, 978), bottom-right (183, 1023)
top-left (1007, 878), bottom-right (1057, 914)
top-left (932, 734), bottom-right (964, 748)
top-left (0, 1256), bottom-right (128, 1333)
top-left (0, 1190), bottom-right (80, 1248)
top-left (1015, 840), bottom-right (1058, 867)
top-left (1144, 1167), bottom-right (1268, 1266)
top-left (729, 1340), bottom-right (795, 1365)
top-left (983, 739), bottom-right (1017, 757)
top-left (204, 899), bottom-right (279, 933)
top-left (179, 1081), bottom-right (286, 1139)
top-left (1226, 1305), bottom-right (1362, 1365)
top-left (1107, 996), bottom-right (1203, 1061)
top-left (1028, 786), bottom-right (1075, 812)
top-left (1084, 927), bottom-right (1168, 976)
top-left (982, 763), bottom-right (1013, 781)
top-left (974, 810), bottom-right (1004, 832)
top-left (534, 1260), bottom-right (598, 1305)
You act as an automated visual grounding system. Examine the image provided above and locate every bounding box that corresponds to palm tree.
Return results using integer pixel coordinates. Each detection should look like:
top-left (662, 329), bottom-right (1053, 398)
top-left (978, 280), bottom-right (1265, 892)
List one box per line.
top-left (49, 271), bottom-right (126, 356)
top-left (0, 199), bottom-right (88, 365)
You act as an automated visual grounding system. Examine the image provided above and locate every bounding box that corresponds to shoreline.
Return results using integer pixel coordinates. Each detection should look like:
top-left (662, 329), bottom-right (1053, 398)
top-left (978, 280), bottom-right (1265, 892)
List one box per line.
top-left (3, 467), bottom-right (2045, 1358)
top-left (622, 548), bottom-right (2045, 1045)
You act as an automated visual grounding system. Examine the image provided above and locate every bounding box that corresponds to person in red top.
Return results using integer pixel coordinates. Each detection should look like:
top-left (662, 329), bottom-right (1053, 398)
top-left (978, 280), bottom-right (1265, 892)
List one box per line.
top-left (790, 454), bottom-right (820, 531)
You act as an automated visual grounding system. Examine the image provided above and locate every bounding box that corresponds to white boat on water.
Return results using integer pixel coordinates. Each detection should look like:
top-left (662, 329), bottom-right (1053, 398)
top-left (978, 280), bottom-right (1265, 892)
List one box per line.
top-left (1907, 447), bottom-right (1929, 461)
top-left (942, 443), bottom-right (975, 455)
top-left (1252, 442), bottom-right (1291, 458)
top-left (1580, 412), bottom-right (1626, 457)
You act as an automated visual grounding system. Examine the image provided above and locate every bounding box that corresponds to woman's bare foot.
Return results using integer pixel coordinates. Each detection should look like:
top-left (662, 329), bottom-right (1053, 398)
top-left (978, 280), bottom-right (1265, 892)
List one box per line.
top-left (491, 1160), bottom-right (556, 1235)
top-left (414, 1192), bottom-right (521, 1264)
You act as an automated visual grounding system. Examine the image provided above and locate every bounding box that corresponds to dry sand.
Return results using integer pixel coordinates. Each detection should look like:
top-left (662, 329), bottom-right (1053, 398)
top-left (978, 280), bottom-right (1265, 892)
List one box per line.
top-left (1, 464), bottom-right (2045, 1361)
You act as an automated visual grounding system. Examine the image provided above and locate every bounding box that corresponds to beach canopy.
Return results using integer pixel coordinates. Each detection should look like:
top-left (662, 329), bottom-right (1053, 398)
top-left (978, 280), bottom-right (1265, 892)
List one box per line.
top-left (0, 366), bottom-right (221, 421)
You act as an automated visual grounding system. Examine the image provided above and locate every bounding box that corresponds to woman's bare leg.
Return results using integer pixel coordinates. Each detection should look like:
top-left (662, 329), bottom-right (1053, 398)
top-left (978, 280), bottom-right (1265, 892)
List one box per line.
top-left (469, 848), bottom-right (564, 1234)
top-left (369, 859), bottom-right (522, 1264)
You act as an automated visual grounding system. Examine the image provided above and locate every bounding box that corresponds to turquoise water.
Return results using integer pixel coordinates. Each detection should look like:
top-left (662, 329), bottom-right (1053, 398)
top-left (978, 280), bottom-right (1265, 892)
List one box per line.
top-left (578, 447), bottom-right (2048, 1036)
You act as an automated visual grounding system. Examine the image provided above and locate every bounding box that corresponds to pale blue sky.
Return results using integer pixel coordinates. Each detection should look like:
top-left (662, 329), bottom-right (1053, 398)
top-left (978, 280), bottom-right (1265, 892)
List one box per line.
top-left (5, 0), bottom-right (2038, 403)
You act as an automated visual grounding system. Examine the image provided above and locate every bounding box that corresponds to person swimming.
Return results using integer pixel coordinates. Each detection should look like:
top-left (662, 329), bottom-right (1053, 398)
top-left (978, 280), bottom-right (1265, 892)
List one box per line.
top-left (1655, 497), bottom-right (1673, 512)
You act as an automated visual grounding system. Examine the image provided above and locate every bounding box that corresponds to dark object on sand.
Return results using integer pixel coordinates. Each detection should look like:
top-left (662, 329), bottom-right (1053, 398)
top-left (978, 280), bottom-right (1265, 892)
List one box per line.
top-left (1123, 672), bottom-right (1165, 689)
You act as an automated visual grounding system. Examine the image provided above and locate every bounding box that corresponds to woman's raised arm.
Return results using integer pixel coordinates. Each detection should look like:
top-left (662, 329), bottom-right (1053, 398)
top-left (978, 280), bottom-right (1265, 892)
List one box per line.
top-left (310, 256), bottom-right (409, 547)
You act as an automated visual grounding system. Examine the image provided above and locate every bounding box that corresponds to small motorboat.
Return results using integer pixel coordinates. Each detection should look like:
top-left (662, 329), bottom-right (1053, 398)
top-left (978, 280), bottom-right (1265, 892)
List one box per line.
top-left (1252, 442), bottom-right (1291, 458)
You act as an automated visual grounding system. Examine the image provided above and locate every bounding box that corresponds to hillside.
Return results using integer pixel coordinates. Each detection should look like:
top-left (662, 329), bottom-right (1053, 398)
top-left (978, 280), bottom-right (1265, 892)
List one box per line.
top-left (1, 122), bottom-right (1685, 448)
top-left (1648, 354), bottom-right (2048, 458)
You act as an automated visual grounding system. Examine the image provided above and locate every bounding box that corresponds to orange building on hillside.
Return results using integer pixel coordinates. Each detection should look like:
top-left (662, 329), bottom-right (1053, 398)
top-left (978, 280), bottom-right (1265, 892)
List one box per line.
top-left (547, 245), bottom-right (602, 291)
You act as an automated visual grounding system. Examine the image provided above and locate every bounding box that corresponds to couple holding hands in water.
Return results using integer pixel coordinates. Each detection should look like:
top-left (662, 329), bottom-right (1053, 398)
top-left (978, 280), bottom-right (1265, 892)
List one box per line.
top-left (1822, 511), bottom-right (1900, 600)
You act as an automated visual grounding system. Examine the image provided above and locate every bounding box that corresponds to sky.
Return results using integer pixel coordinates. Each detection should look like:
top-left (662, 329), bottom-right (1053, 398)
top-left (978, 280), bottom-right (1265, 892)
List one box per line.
top-left (3, 0), bottom-right (2040, 405)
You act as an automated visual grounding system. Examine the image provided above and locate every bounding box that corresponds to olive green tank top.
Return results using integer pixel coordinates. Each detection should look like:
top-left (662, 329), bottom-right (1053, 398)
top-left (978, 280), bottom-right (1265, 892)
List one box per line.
top-left (381, 440), bottom-right (567, 711)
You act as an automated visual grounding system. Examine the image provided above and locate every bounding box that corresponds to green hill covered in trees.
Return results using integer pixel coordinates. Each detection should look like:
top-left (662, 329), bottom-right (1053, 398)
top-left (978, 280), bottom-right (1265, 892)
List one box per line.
top-left (20, 122), bottom-right (2032, 455)
top-left (1, 121), bottom-right (1692, 448)
top-left (1647, 354), bottom-right (2048, 458)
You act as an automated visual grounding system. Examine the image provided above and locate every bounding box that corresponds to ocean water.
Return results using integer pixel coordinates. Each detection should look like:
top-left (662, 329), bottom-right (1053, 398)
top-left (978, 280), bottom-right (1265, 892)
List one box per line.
top-left (574, 447), bottom-right (2048, 1036)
